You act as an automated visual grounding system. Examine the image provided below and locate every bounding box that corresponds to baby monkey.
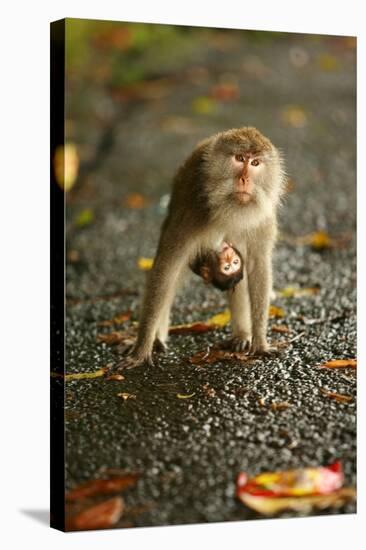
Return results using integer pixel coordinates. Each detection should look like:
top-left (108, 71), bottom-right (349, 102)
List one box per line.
top-left (190, 241), bottom-right (244, 291)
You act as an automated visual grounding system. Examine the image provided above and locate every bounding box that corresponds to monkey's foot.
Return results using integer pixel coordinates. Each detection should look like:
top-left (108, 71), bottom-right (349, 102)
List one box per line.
top-left (248, 338), bottom-right (278, 357)
top-left (153, 338), bottom-right (168, 354)
top-left (222, 336), bottom-right (252, 353)
top-left (117, 352), bottom-right (155, 370)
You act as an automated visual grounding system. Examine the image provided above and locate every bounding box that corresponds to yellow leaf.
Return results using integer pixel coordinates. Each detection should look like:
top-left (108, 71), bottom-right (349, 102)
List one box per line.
top-left (238, 489), bottom-right (355, 516)
top-left (281, 105), bottom-right (307, 128)
top-left (206, 309), bottom-right (231, 327)
top-left (137, 257), bottom-right (154, 270)
top-left (308, 231), bottom-right (331, 250)
top-left (51, 368), bottom-right (106, 381)
top-left (278, 286), bottom-right (320, 298)
top-left (269, 305), bottom-right (285, 318)
top-left (192, 96), bottom-right (216, 115)
top-left (54, 143), bottom-right (79, 192)
top-left (75, 208), bottom-right (94, 227)
top-left (176, 393), bottom-right (195, 399)
top-left (318, 54), bottom-right (339, 72)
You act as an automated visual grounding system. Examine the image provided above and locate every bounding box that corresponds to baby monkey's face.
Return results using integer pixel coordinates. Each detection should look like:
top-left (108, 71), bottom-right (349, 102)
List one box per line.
top-left (218, 242), bottom-right (241, 276)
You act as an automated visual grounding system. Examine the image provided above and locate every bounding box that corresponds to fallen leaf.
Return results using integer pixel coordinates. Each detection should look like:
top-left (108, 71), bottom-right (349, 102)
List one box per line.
top-left (106, 374), bottom-right (125, 381)
top-left (271, 325), bottom-right (290, 334)
top-left (211, 83), bottom-right (239, 101)
top-left (206, 310), bottom-right (231, 326)
top-left (97, 331), bottom-right (128, 345)
top-left (176, 393), bottom-right (195, 399)
top-left (67, 250), bottom-right (80, 263)
top-left (281, 105), bottom-right (308, 128)
top-left (269, 305), bottom-right (285, 318)
top-left (307, 230), bottom-right (332, 250)
top-left (138, 257), bottom-right (154, 270)
top-left (319, 388), bottom-right (353, 403)
top-left (277, 286), bottom-right (320, 298)
top-left (202, 384), bottom-right (216, 398)
top-left (317, 53), bottom-right (340, 72)
top-left (118, 392), bottom-right (136, 401)
top-left (93, 27), bottom-right (132, 51)
top-left (54, 143), bottom-right (79, 192)
top-left (51, 368), bottom-right (107, 381)
top-left (189, 348), bottom-right (254, 366)
top-left (320, 358), bottom-right (357, 369)
top-left (97, 311), bottom-right (132, 327)
top-left (236, 462), bottom-right (354, 515)
top-left (124, 193), bottom-right (148, 209)
top-left (284, 178), bottom-right (295, 193)
top-left (237, 488), bottom-right (355, 515)
top-left (192, 96), bottom-right (216, 115)
top-left (70, 497), bottom-right (124, 530)
top-left (283, 231), bottom-right (352, 250)
top-left (258, 397), bottom-right (266, 407)
top-left (270, 402), bottom-right (291, 411)
top-left (66, 474), bottom-right (140, 501)
top-left (75, 208), bottom-right (94, 227)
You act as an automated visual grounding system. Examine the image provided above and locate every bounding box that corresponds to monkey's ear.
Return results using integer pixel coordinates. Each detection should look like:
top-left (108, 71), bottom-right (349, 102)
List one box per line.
top-left (200, 266), bottom-right (212, 283)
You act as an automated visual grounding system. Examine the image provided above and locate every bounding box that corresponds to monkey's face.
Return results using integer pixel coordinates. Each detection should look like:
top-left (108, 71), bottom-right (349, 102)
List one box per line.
top-left (218, 243), bottom-right (241, 275)
top-left (204, 127), bottom-right (284, 221)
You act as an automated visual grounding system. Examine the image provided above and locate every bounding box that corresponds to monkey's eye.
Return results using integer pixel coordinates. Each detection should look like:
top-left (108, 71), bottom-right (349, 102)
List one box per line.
top-left (251, 159), bottom-right (260, 166)
top-left (235, 154), bottom-right (244, 162)
top-left (233, 259), bottom-right (239, 265)
top-left (224, 265), bottom-right (230, 271)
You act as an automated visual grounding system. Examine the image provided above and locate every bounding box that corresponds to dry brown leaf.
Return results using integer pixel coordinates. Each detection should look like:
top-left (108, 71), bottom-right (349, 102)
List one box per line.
top-left (97, 331), bottom-right (134, 346)
top-left (189, 348), bottom-right (254, 366)
top-left (118, 392), bottom-right (136, 401)
top-left (319, 388), bottom-right (353, 403)
top-left (70, 497), bottom-right (124, 531)
top-left (106, 374), bottom-right (125, 381)
top-left (211, 83), bottom-right (239, 101)
top-left (124, 193), bottom-right (148, 209)
top-left (203, 383), bottom-right (216, 398)
top-left (271, 325), bottom-right (290, 334)
top-left (66, 474), bottom-right (140, 501)
top-left (270, 402), bottom-right (291, 411)
top-left (320, 359), bottom-right (357, 369)
top-left (97, 311), bottom-right (132, 328)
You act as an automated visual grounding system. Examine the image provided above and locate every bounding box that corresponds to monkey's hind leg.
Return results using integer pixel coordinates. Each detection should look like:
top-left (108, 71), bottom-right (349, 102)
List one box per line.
top-left (154, 304), bottom-right (171, 353)
top-left (226, 274), bottom-right (252, 352)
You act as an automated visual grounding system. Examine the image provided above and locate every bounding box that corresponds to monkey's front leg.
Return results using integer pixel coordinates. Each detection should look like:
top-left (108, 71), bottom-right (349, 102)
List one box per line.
top-left (227, 273), bottom-right (252, 352)
top-left (247, 252), bottom-right (273, 355)
top-left (120, 248), bottom-right (187, 369)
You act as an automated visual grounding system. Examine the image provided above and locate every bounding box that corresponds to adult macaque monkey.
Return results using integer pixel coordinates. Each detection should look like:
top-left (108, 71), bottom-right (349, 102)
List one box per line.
top-left (122, 127), bottom-right (285, 368)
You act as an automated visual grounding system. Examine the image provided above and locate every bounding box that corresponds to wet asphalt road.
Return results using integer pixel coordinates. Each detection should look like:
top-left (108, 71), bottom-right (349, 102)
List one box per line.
top-left (64, 30), bottom-right (356, 528)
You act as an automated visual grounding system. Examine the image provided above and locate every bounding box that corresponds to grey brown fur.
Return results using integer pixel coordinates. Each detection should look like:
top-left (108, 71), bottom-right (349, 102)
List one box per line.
top-left (121, 127), bottom-right (286, 367)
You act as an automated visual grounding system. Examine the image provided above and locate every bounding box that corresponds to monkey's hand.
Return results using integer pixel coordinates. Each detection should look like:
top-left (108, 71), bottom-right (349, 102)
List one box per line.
top-left (117, 346), bottom-right (156, 370)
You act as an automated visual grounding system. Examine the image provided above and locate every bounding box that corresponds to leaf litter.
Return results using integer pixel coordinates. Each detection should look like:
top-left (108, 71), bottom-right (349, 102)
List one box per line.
top-left (236, 462), bottom-right (355, 515)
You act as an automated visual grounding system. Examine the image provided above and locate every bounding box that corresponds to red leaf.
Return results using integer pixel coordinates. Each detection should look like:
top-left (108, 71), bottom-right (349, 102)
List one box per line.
top-left (71, 497), bottom-right (124, 530)
top-left (66, 474), bottom-right (140, 501)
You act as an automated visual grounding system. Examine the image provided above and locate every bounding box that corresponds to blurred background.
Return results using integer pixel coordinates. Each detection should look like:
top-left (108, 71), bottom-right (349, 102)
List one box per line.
top-left (63, 19), bottom-right (356, 299)
top-left (62, 19), bottom-right (356, 529)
